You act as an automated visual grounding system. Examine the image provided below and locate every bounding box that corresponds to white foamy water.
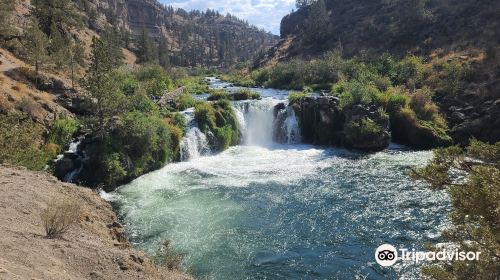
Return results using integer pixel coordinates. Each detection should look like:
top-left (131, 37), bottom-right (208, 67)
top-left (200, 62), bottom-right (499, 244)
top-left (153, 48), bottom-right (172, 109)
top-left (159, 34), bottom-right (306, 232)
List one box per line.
top-left (112, 78), bottom-right (451, 280)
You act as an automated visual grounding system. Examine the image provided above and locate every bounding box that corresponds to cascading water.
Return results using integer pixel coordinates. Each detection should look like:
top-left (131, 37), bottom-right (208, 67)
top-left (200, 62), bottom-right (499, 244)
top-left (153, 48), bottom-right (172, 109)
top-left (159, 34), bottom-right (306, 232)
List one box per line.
top-left (110, 78), bottom-right (451, 280)
top-left (274, 105), bottom-right (301, 144)
top-left (232, 99), bottom-right (284, 145)
top-left (179, 108), bottom-right (211, 161)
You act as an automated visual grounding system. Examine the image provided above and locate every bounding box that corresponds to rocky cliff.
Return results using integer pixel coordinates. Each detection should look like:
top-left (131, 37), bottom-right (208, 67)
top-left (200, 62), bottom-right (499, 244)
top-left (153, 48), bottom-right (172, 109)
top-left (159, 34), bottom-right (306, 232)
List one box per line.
top-left (81, 0), bottom-right (279, 67)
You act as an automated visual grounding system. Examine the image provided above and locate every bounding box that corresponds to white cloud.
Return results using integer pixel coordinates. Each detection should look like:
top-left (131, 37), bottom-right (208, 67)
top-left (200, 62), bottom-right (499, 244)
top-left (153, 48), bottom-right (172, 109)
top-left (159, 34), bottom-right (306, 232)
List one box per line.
top-left (159, 0), bottom-right (296, 34)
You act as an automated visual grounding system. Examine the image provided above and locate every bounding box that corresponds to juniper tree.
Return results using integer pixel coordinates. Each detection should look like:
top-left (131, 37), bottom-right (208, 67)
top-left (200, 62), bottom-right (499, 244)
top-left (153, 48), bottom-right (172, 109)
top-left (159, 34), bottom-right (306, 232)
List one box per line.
top-left (411, 139), bottom-right (500, 279)
top-left (83, 37), bottom-right (125, 139)
top-left (24, 19), bottom-right (49, 84)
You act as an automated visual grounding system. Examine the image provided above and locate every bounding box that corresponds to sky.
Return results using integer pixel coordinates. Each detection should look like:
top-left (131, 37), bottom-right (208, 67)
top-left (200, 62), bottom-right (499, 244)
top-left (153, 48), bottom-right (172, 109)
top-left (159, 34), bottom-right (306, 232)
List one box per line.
top-left (159, 0), bottom-right (296, 35)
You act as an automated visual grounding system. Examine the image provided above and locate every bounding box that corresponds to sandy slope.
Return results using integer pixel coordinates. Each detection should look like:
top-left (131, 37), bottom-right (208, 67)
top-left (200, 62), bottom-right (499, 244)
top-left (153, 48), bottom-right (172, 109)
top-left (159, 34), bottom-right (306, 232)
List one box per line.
top-left (0, 165), bottom-right (192, 280)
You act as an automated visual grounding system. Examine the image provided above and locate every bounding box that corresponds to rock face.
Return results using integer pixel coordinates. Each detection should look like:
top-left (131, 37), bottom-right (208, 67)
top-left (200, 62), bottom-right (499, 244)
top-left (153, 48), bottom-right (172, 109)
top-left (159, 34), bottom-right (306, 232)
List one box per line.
top-left (291, 95), bottom-right (343, 145)
top-left (84, 0), bottom-right (279, 68)
top-left (342, 104), bottom-right (391, 150)
top-left (289, 95), bottom-right (453, 151)
top-left (257, 0), bottom-right (500, 66)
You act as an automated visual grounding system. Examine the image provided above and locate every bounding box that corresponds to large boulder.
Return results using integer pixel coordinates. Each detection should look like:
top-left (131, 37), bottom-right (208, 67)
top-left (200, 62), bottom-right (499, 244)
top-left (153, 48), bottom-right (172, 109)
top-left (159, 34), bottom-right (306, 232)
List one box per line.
top-left (391, 108), bottom-right (453, 149)
top-left (292, 95), bottom-right (342, 145)
top-left (341, 104), bottom-right (391, 151)
top-left (54, 157), bottom-right (75, 179)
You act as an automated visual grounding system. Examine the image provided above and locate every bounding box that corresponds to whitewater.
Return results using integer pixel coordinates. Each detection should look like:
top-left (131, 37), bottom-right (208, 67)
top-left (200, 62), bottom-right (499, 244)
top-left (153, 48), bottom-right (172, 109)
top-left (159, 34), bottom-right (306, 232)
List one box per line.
top-left (108, 78), bottom-right (451, 279)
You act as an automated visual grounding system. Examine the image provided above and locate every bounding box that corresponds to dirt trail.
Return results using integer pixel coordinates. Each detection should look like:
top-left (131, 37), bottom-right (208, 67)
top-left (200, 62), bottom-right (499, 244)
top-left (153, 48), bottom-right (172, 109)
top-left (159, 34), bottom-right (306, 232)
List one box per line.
top-left (0, 50), bottom-right (23, 73)
top-left (0, 165), bottom-right (192, 280)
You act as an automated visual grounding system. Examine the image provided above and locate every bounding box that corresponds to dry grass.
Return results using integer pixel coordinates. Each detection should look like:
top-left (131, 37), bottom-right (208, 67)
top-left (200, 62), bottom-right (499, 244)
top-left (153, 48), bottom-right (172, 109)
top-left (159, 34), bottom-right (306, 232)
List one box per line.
top-left (40, 198), bottom-right (82, 239)
top-left (19, 97), bottom-right (44, 121)
top-left (0, 94), bottom-right (14, 113)
top-left (12, 82), bottom-right (26, 92)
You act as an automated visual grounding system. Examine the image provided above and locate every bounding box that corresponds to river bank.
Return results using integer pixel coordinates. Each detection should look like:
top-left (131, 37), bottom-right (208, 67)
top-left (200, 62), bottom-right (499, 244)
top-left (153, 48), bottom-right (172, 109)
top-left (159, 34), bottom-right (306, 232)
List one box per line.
top-left (0, 164), bottom-right (192, 280)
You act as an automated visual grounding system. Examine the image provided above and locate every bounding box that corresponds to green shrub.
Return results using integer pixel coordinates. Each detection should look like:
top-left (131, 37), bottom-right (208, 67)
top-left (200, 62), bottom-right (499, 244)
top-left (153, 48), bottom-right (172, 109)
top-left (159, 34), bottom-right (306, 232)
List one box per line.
top-left (103, 153), bottom-right (127, 186)
top-left (91, 112), bottom-right (175, 189)
top-left (337, 81), bottom-right (380, 108)
top-left (288, 91), bottom-right (308, 104)
top-left (251, 68), bottom-right (270, 86)
top-left (207, 89), bottom-right (230, 101)
top-left (135, 65), bottom-right (174, 98)
top-left (194, 102), bottom-right (216, 132)
top-left (232, 89), bottom-right (261, 101)
top-left (376, 87), bottom-right (410, 114)
top-left (0, 112), bottom-right (54, 170)
top-left (179, 76), bottom-right (210, 95)
top-left (194, 101), bottom-right (239, 151)
top-left (214, 125), bottom-right (234, 150)
top-left (391, 55), bottom-right (426, 88)
top-left (176, 93), bottom-right (195, 111)
top-left (221, 73), bottom-right (256, 87)
top-left (48, 117), bottom-right (78, 148)
top-left (343, 117), bottom-right (383, 144)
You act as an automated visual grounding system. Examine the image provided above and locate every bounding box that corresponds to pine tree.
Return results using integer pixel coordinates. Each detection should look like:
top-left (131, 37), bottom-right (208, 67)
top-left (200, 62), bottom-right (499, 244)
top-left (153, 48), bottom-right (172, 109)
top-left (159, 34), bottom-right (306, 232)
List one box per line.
top-left (101, 26), bottom-right (124, 68)
top-left (83, 37), bottom-right (123, 139)
top-left (137, 26), bottom-right (158, 64)
top-left (411, 139), bottom-right (500, 279)
top-left (24, 19), bottom-right (49, 85)
top-left (158, 36), bottom-right (170, 69)
top-left (49, 21), bottom-right (70, 69)
top-left (31, 0), bottom-right (82, 36)
top-left (69, 41), bottom-right (85, 89)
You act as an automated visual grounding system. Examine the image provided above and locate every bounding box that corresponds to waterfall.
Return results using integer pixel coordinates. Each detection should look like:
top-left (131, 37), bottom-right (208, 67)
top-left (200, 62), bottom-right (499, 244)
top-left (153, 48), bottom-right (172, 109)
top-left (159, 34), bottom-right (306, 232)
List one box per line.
top-left (232, 99), bottom-right (282, 145)
top-left (177, 98), bottom-right (302, 152)
top-left (180, 108), bottom-right (211, 161)
top-left (180, 127), bottom-right (210, 161)
top-left (178, 77), bottom-right (303, 160)
top-left (273, 105), bottom-right (301, 144)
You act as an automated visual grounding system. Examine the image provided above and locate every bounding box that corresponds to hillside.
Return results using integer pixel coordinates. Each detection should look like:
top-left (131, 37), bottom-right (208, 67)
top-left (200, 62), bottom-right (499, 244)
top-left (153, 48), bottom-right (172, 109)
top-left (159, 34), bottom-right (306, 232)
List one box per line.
top-left (79, 0), bottom-right (279, 67)
top-left (257, 0), bottom-right (500, 64)
top-left (253, 0), bottom-right (500, 144)
top-left (0, 164), bottom-right (191, 280)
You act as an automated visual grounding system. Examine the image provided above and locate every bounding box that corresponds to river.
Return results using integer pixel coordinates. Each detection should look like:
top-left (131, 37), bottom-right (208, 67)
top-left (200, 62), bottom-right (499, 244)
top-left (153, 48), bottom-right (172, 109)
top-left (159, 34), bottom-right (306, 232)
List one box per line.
top-left (107, 78), bottom-right (451, 279)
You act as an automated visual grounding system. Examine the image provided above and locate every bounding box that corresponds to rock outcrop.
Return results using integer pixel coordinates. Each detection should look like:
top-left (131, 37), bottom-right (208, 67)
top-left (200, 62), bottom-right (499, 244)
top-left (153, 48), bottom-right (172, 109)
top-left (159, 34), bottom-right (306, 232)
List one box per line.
top-left (288, 95), bottom-right (392, 150)
top-left (287, 95), bottom-right (451, 151)
top-left (290, 95), bottom-right (342, 145)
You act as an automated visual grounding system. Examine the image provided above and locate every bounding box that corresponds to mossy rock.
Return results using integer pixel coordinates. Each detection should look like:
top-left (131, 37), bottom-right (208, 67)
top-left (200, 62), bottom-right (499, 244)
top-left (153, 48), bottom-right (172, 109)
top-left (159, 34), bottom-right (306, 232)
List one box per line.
top-left (391, 108), bottom-right (453, 149)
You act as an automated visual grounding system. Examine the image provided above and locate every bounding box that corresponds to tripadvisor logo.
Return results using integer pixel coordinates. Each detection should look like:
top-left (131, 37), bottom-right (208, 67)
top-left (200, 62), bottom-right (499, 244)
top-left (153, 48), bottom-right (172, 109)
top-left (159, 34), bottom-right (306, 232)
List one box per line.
top-left (375, 244), bottom-right (481, 267)
top-left (375, 244), bottom-right (398, 267)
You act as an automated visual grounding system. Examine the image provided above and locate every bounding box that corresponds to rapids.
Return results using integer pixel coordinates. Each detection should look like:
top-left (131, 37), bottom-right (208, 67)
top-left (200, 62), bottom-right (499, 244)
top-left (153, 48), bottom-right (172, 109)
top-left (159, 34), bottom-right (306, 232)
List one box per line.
top-left (108, 78), bottom-right (450, 279)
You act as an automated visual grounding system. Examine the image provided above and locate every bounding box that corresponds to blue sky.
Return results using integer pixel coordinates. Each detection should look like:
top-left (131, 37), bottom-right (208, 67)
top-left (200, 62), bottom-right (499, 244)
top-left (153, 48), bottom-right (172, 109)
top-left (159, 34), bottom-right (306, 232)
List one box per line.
top-left (159, 0), bottom-right (296, 35)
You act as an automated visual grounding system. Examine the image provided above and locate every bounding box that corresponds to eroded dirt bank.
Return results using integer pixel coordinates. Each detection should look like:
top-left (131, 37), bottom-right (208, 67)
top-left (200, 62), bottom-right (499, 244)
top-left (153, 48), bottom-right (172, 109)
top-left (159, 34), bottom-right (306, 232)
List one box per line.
top-left (0, 165), bottom-right (191, 280)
